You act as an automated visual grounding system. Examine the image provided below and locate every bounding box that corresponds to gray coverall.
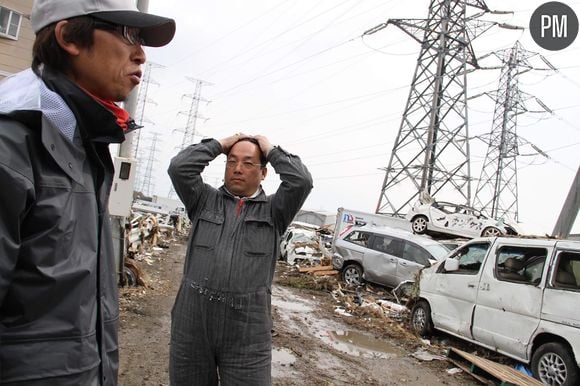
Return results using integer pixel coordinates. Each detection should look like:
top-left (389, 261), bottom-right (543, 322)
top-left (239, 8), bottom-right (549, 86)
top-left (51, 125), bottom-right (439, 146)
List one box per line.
top-left (167, 138), bottom-right (313, 385)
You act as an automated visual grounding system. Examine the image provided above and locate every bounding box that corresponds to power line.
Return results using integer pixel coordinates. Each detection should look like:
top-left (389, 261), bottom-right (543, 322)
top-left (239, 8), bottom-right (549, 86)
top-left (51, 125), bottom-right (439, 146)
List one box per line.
top-left (166, 0), bottom-right (294, 68)
top-left (206, 86), bottom-right (402, 129)
top-left (210, 38), bottom-right (357, 100)
top-left (197, 0), bottom-right (354, 80)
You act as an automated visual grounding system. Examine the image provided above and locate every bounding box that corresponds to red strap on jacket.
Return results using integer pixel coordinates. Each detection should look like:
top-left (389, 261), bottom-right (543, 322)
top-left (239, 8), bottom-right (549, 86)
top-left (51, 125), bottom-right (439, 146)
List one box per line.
top-left (236, 199), bottom-right (244, 217)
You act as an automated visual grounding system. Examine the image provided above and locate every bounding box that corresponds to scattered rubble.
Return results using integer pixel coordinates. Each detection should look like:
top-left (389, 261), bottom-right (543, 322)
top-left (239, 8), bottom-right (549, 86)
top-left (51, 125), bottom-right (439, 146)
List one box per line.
top-left (119, 235), bottom-right (481, 385)
top-left (119, 218), bottom-right (531, 386)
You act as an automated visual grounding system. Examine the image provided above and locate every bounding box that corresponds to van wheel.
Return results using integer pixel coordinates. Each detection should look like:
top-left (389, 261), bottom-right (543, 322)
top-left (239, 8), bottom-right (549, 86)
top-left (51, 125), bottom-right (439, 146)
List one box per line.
top-left (531, 342), bottom-right (579, 386)
top-left (411, 216), bottom-right (428, 234)
top-left (342, 264), bottom-right (363, 286)
top-left (481, 227), bottom-right (502, 237)
top-left (411, 300), bottom-right (433, 337)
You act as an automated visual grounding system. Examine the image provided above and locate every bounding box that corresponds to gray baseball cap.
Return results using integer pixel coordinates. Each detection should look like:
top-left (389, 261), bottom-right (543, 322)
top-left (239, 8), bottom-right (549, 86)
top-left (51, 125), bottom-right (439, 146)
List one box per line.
top-left (31, 0), bottom-right (176, 47)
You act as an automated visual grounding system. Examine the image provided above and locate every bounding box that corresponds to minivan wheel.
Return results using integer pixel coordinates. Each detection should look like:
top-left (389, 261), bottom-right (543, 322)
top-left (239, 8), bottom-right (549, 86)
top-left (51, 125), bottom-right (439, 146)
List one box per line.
top-left (412, 216), bottom-right (428, 234)
top-left (531, 342), bottom-right (579, 386)
top-left (481, 226), bottom-right (502, 237)
top-left (411, 300), bottom-right (433, 337)
top-left (342, 264), bottom-right (363, 286)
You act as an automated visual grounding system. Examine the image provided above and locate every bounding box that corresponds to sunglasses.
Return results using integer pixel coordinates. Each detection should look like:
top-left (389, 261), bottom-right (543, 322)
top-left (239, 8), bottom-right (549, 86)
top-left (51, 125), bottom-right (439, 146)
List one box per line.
top-left (92, 19), bottom-right (145, 46)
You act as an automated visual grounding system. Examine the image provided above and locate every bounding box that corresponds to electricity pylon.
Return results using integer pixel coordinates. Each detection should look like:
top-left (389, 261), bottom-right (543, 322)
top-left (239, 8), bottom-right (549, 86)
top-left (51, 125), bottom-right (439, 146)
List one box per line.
top-left (140, 132), bottom-right (162, 197)
top-left (178, 76), bottom-right (212, 148)
top-left (168, 77), bottom-right (212, 198)
top-left (132, 62), bottom-right (164, 192)
top-left (473, 41), bottom-right (555, 221)
top-left (369, 0), bottom-right (511, 216)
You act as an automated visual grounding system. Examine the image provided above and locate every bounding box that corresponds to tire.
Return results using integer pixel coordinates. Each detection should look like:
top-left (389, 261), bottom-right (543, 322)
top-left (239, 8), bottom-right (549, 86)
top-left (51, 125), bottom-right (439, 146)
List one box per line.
top-left (411, 300), bottom-right (433, 337)
top-left (481, 227), bottom-right (502, 237)
top-left (123, 266), bottom-right (138, 287)
top-left (342, 264), bottom-right (363, 286)
top-left (531, 342), bottom-right (579, 386)
top-left (411, 216), bottom-right (428, 234)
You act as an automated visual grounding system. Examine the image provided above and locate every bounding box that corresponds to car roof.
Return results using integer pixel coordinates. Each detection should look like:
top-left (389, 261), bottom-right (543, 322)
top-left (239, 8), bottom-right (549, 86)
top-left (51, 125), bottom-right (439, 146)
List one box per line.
top-left (470, 236), bottom-right (580, 247)
top-left (345, 225), bottom-right (442, 246)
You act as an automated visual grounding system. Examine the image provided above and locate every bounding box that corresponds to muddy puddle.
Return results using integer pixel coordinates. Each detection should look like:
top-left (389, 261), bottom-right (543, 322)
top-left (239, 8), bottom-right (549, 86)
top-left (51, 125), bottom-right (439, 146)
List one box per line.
top-left (272, 347), bottom-right (298, 378)
top-left (324, 329), bottom-right (402, 358)
top-left (272, 287), bottom-right (403, 359)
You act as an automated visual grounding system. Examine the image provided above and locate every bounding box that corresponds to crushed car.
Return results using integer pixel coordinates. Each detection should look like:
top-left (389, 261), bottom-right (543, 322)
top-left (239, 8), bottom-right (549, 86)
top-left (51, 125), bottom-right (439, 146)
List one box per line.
top-left (411, 236), bottom-right (580, 386)
top-left (406, 199), bottom-right (520, 239)
top-left (331, 225), bottom-right (449, 289)
top-left (280, 228), bottom-right (322, 265)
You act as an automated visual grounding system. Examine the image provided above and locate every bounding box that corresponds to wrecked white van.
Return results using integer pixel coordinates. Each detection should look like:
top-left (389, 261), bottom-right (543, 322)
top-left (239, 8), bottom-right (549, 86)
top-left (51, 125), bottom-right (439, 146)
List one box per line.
top-left (411, 237), bottom-right (580, 385)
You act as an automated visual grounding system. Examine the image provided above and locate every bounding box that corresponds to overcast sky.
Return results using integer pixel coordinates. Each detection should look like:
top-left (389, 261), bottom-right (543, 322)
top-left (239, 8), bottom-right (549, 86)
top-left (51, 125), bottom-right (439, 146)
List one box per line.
top-left (130, 0), bottom-right (580, 235)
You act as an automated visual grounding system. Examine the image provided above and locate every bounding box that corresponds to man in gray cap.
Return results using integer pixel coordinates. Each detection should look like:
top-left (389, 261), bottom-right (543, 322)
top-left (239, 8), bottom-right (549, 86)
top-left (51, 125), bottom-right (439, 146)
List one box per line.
top-left (0, 1), bottom-right (175, 385)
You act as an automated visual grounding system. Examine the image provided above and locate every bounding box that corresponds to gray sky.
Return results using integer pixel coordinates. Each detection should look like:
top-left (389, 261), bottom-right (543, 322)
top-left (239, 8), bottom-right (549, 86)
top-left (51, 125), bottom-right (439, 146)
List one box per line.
top-left (135, 0), bottom-right (580, 235)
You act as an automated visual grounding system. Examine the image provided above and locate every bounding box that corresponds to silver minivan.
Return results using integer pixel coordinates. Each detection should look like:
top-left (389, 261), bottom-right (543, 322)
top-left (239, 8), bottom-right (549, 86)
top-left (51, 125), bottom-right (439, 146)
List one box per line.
top-left (331, 225), bottom-right (449, 288)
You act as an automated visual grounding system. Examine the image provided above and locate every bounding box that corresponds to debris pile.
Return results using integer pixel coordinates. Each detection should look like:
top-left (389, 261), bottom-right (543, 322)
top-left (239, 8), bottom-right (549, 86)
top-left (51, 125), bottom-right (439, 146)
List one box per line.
top-left (280, 222), bottom-right (333, 266)
top-left (121, 208), bottom-right (190, 288)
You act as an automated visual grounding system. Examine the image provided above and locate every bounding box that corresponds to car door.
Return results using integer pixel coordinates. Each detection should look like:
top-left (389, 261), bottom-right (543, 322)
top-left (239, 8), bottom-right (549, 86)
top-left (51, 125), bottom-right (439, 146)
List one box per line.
top-left (396, 241), bottom-right (431, 286)
top-left (427, 242), bottom-right (490, 338)
top-left (459, 208), bottom-right (485, 237)
top-left (363, 234), bottom-right (403, 287)
top-left (441, 204), bottom-right (480, 238)
top-left (541, 249), bottom-right (580, 349)
top-left (472, 244), bottom-right (548, 359)
top-left (428, 203), bottom-right (450, 232)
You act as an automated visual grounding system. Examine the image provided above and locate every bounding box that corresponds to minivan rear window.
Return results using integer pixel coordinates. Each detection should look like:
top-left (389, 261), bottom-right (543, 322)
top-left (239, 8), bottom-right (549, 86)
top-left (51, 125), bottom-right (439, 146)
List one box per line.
top-left (553, 251), bottom-right (580, 290)
top-left (495, 246), bottom-right (547, 285)
top-left (369, 235), bottom-right (403, 258)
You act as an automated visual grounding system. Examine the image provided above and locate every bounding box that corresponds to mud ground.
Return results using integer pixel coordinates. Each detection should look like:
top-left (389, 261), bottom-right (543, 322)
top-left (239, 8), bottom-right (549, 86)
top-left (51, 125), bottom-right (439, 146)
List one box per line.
top-left (118, 236), bottom-right (491, 385)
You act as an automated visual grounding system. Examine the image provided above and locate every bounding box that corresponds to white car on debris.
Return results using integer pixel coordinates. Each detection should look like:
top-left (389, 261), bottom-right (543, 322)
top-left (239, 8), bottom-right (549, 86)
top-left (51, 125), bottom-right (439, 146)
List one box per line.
top-left (406, 200), bottom-right (520, 239)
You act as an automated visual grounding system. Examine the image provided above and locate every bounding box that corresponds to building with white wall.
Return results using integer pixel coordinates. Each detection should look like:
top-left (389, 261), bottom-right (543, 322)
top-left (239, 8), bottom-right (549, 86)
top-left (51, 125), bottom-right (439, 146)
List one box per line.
top-left (1, 1), bottom-right (34, 79)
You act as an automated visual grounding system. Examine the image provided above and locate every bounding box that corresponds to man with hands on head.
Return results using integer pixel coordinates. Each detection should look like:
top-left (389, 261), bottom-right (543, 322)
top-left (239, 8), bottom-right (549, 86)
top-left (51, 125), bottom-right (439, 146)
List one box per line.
top-left (168, 133), bottom-right (313, 385)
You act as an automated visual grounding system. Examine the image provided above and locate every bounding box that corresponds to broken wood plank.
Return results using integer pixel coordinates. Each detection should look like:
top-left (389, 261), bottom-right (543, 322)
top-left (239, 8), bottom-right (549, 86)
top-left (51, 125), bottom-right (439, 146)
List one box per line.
top-left (447, 348), bottom-right (543, 386)
top-left (297, 265), bottom-right (333, 273)
top-left (446, 358), bottom-right (495, 386)
top-left (311, 270), bottom-right (339, 276)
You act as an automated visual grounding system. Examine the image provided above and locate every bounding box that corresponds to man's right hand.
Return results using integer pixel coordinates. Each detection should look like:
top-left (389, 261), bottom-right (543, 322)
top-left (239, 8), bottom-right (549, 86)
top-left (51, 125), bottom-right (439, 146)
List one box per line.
top-left (219, 133), bottom-right (248, 154)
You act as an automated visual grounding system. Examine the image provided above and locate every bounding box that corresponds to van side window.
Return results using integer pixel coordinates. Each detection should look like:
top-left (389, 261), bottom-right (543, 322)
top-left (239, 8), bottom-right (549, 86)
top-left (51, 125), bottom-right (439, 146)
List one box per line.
top-left (553, 251), bottom-right (580, 290)
top-left (370, 235), bottom-right (403, 257)
top-left (445, 242), bottom-right (489, 274)
top-left (344, 231), bottom-right (370, 247)
top-left (403, 242), bottom-right (430, 266)
top-left (496, 246), bottom-right (547, 285)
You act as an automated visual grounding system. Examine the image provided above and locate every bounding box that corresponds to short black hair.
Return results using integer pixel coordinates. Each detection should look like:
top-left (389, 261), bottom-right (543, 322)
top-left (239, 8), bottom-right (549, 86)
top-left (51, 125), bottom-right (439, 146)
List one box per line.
top-left (229, 137), bottom-right (267, 166)
top-left (32, 16), bottom-right (95, 77)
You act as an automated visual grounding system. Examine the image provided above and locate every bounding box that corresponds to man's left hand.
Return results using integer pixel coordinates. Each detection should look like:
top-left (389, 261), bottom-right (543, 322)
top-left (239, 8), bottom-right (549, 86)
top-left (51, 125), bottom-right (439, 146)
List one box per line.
top-left (253, 135), bottom-right (273, 158)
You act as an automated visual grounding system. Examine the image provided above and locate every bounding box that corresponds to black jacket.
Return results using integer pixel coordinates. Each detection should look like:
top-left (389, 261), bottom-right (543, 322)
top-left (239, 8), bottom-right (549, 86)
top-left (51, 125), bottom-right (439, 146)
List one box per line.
top-left (0, 68), bottom-right (123, 385)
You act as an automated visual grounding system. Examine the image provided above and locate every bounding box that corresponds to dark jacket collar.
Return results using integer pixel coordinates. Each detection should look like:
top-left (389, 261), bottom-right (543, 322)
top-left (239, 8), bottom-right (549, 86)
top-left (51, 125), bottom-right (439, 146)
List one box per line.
top-left (41, 67), bottom-right (125, 144)
top-left (219, 185), bottom-right (267, 202)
